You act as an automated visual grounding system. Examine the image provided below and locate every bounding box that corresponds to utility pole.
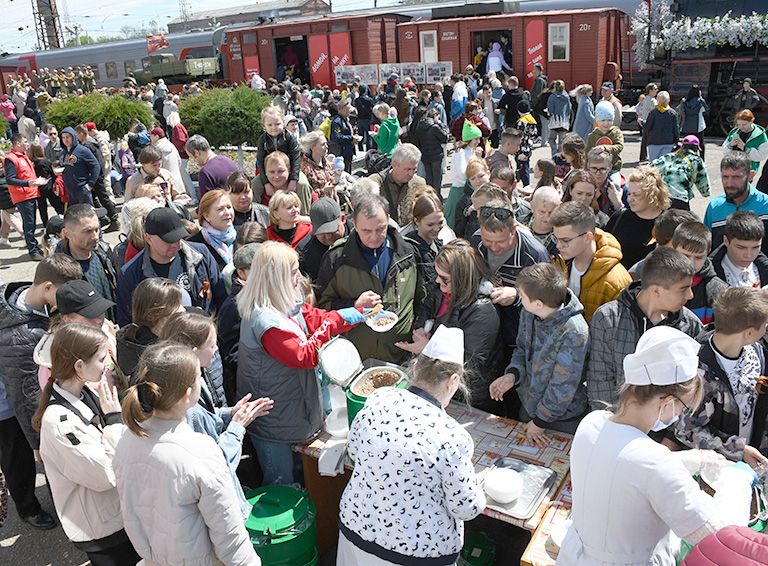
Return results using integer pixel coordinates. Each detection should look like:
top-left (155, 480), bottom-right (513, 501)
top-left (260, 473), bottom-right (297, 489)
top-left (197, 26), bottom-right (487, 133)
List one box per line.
top-left (65, 22), bottom-right (83, 46)
top-left (31, 0), bottom-right (64, 49)
top-left (179, 0), bottom-right (192, 31)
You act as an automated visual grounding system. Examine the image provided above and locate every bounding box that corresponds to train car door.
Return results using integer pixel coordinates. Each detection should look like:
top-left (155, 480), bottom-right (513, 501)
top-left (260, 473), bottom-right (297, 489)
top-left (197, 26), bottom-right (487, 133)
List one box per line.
top-left (274, 35), bottom-right (310, 84)
top-left (308, 35), bottom-right (332, 87)
top-left (472, 30), bottom-right (513, 73)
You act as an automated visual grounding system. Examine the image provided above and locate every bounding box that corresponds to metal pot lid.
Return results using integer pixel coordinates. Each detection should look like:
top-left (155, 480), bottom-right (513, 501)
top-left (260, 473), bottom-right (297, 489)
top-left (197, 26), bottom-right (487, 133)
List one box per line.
top-left (245, 486), bottom-right (310, 535)
top-left (318, 336), bottom-right (362, 388)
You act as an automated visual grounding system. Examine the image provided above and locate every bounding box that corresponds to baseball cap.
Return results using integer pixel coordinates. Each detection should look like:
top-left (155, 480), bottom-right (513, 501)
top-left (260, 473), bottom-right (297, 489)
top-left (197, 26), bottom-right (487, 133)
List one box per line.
top-left (744, 77), bottom-right (753, 84)
top-left (601, 81), bottom-right (614, 90)
top-left (310, 198), bottom-right (342, 236)
top-left (149, 126), bottom-right (165, 138)
top-left (56, 280), bottom-right (115, 319)
top-left (145, 208), bottom-right (189, 243)
top-left (84, 122), bottom-right (97, 130)
top-left (682, 135), bottom-right (700, 148)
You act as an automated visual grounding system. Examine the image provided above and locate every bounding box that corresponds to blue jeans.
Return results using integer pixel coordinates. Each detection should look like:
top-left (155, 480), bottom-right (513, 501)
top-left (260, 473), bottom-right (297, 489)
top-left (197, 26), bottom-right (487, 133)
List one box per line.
top-left (249, 433), bottom-right (305, 487)
top-left (16, 198), bottom-right (41, 256)
top-left (647, 144), bottom-right (674, 162)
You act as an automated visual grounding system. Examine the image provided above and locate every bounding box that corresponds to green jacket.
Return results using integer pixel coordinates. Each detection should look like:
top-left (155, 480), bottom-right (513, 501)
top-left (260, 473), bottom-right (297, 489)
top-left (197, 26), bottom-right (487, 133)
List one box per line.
top-left (316, 227), bottom-right (425, 364)
top-left (585, 126), bottom-right (624, 171)
top-left (724, 124), bottom-right (768, 173)
top-left (374, 117), bottom-right (401, 157)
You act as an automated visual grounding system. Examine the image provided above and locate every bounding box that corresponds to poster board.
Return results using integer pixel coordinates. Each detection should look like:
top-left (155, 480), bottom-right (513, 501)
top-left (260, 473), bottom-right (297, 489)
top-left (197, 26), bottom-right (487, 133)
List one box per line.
top-left (378, 63), bottom-right (402, 85)
top-left (400, 62), bottom-right (426, 84)
top-left (425, 61), bottom-right (453, 85)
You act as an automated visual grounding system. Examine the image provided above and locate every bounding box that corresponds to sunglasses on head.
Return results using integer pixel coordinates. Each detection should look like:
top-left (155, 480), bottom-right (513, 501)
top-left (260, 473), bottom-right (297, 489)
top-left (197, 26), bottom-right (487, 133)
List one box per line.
top-left (479, 206), bottom-right (514, 221)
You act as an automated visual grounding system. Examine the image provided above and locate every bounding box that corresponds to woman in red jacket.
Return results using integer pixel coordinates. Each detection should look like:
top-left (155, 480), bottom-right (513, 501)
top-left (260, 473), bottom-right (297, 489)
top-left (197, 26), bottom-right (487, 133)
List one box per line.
top-left (266, 190), bottom-right (312, 249)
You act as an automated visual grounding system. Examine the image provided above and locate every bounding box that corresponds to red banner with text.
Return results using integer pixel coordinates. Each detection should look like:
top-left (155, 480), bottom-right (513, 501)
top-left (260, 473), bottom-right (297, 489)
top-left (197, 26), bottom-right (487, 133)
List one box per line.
top-left (244, 55), bottom-right (261, 79)
top-left (308, 35), bottom-right (331, 88)
top-left (328, 32), bottom-right (352, 88)
top-left (525, 20), bottom-right (544, 91)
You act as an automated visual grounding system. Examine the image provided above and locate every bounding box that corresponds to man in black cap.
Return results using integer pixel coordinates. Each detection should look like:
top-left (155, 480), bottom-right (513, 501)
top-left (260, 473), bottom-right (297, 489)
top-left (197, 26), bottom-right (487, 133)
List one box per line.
top-left (57, 204), bottom-right (119, 321)
top-left (115, 207), bottom-right (226, 326)
top-left (734, 78), bottom-right (760, 113)
top-left (297, 198), bottom-right (351, 283)
top-left (56, 279), bottom-right (115, 327)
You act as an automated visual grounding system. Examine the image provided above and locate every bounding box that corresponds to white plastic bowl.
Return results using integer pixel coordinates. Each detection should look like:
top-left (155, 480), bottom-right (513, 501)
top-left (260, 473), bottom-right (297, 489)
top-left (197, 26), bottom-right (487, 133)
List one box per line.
top-left (325, 407), bottom-right (349, 438)
top-left (365, 309), bottom-right (399, 333)
top-left (484, 468), bottom-right (524, 504)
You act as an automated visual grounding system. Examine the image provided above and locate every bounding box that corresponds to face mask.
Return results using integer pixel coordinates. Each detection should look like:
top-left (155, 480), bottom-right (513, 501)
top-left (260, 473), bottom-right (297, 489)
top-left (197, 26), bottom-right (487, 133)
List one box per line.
top-left (650, 400), bottom-right (679, 432)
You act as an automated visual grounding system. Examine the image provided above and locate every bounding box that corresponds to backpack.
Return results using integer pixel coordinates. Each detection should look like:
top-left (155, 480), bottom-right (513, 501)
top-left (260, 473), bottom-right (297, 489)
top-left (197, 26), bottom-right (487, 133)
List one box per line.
top-left (318, 117), bottom-right (332, 139)
top-left (365, 149), bottom-right (390, 175)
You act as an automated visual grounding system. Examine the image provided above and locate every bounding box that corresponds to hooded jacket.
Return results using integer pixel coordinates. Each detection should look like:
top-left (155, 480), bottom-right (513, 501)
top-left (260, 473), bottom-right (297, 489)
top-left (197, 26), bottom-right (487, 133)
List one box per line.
top-left (0, 282), bottom-right (50, 449)
top-left (681, 96), bottom-right (708, 134)
top-left (115, 240), bottom-right (226, 327)
top-left (58, 126), bottom-right (101, 205)
top-left (508, 289), bottom-right (589, 428)
top-left (414, 116), bottom-right (449, 163)
top-left (547, 91), bottom-right (572, 131)
top-left (723, 123), bottom-right (768, 173)
top-left (644, 106), bottom-right (680, 146)
top-left (554, 228), bottom-right (632, 323)
top-left (686, 258), bottom-right (728, 324)
top-left (486, 42), bottom-right (511, 74)
top-left (586, 281), bottom-right (703, 409)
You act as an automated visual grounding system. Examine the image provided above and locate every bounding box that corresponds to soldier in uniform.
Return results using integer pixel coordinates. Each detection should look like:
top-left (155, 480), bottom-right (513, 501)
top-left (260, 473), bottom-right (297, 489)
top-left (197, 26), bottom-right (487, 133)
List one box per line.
top-left (84, 66), bottom-right (96, 93)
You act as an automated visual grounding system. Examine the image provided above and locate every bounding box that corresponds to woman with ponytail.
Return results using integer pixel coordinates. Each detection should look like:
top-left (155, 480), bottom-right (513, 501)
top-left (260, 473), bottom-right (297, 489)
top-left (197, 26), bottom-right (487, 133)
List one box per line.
top-left (160, 310), bottom-right (273, 520)
top-left (33, 323), bottom-right (140, 566)
top-left (114, 343), bottom-right (260, 566)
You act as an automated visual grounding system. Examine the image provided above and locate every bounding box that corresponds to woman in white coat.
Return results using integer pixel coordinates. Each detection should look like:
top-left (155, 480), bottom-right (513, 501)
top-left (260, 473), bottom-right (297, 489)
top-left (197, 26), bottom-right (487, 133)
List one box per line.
top-left (557, 327), bottom-right (758, 566)
top-left (114, 343), bottom-right (260, 566)
top-left (33, 323), bottom-right (140, 566)
top-left (337, 325), bottom-right (486, 566)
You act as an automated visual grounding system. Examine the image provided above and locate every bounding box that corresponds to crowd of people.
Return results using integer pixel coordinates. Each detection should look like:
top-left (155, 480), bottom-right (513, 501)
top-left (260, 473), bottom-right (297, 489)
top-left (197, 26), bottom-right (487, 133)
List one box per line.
top-left (0, 60), bottom-right (767, 566)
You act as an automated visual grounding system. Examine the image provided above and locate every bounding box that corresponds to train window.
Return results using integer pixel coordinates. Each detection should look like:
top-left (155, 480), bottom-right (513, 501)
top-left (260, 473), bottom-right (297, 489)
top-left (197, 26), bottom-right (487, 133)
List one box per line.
top-left (124, 61), bottom-right (136, 75)
top-left (548, 23), bottom-right (569, 62)
top-left (105, 62), bottom-right (118, 79)
top-left (243, 33), bottom-right (256, 44)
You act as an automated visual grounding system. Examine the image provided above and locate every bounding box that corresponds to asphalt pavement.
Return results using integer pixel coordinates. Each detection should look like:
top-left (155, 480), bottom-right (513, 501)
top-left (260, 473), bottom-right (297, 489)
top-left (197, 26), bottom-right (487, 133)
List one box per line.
top-left (0, 133), bottom-right (727, 565)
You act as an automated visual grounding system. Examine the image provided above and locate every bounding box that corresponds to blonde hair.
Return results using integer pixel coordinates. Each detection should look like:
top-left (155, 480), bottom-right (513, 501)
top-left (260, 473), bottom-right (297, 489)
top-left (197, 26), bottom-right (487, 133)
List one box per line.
top-left (268, 190), bottom-right (301, 226)
top-left (134, 183), bottom-right (164, 201)
top-left (627, 166), bottom-right (671, 211)
top-left (465, 157), bottom-right (490, 182)
top-left (236, 241), bottom-right (302, 319)
top-left (264, 151), bottom-right (290, 170)
top-left (197, 188), bottom-right (230, 226)
top-left (122, 343), bottom-right (201, 437)
top-left (261, 105), bottom-right (285, 124)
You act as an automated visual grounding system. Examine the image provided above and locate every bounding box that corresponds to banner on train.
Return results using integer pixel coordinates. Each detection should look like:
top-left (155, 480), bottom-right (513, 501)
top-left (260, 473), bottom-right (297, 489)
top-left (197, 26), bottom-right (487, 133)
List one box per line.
top-left (335, 62), bottom-right (453, 86)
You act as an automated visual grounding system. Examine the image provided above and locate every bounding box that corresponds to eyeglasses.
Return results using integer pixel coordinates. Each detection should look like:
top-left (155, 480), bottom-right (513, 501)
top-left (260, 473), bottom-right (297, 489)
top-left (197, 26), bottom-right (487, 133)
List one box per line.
top-left (674, 396), bottom-right (691, 413)
top-left (588, 166), bottom-right (610, 175)
top-left (479, 206), bottom-right (514, 221)
top-left (553, 232), bottom-right (587, 246)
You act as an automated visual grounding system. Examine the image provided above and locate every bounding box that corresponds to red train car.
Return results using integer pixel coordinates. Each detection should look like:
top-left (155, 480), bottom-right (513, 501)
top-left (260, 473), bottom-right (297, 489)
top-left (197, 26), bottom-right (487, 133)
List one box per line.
top-left (397, 8), bottom-right (628, 91)
top-left (224, 13), bottom-right (409, 88)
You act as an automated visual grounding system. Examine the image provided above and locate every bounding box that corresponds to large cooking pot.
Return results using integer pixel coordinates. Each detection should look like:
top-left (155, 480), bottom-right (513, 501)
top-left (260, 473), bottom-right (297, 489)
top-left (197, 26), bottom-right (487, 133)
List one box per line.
top-left (245, 485), bottom-right (318, 566)
top-left (319, 337), bottom-right (407, 427)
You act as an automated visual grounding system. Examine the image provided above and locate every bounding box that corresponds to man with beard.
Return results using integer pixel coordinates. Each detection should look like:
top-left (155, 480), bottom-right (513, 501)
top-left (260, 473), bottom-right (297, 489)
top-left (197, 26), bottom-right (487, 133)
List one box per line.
top-left (704, 152), bottom-right (768, 255)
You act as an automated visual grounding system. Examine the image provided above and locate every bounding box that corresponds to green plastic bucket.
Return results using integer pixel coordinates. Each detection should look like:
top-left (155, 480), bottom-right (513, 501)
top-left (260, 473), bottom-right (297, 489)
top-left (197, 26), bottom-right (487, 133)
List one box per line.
top-left (245, 486), bottom-right (318, 566)
top-left (460, 531), bottom-right (496, 566)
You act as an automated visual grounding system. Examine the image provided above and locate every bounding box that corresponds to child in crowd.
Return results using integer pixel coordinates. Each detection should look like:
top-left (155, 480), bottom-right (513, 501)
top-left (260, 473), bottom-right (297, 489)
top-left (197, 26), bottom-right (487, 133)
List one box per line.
top-left (489, 263), bottom-right (589, 442)
top-left (669, 286), bottom-right (768, 469)
top-left (709, 210), bottom-right (768, 287)
top-left (490, 167), bottom-right (532, 225)
top-left (521, 157), bottom-right (560, 199)
top-left (160, 311), bottom-right (273, 521)
top-left (652, 135), bottom-right (710, 210)
top-left (627, 208), bottom-right (698, 280)
top-left (585, 101), bottom-right (624, 178)
top-left (266, 189), bottom-right (312, 249)
top-left (445, 122), bottom-right (484, 229)
top-left (454, 158), bottom-right (491, 239)
top-left (486, 127), bottom-right (522, 176)
top-left (515, 100), bottom-right (538, 186)
top-left (34, 323), bottom-right (141, 566)
top-left (558, 133), bottom-right (587, 195)
top-left (372, 102), bottom-right (401, 157)
top-left (256, 105), bottom-right (301, 196)
top-left (671, 221), bottom-right (728, 324)
top-left (114, 343), bottom-right (260, 565)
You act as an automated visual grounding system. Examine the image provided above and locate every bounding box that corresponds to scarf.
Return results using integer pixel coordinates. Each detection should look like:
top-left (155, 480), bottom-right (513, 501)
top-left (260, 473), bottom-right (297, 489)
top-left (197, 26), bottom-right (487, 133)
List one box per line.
top-left (201, 220), bottom-right (236, 264)
top-left (655, 103), bottom-right (670, 113)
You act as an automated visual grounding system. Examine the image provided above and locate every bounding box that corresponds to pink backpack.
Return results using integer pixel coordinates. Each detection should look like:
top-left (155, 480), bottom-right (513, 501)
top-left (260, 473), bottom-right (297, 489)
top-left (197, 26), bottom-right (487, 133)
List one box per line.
top-left (681, 526), bottom-right (768, 566)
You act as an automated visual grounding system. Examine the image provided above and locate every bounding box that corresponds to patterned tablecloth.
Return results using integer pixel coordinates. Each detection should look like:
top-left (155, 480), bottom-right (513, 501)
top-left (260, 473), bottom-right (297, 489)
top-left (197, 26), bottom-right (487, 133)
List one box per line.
top-left (295, 400), bottom-right (573, 533)
top-left (520, 472), bottom-right (573, 566)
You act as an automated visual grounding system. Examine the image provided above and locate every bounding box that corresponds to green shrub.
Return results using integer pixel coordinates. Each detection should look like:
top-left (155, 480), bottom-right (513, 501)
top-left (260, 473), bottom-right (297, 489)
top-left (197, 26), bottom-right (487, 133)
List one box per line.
top-left (45, 93), bottom-right (154, 139)
top-left (179, 85), bottom-right (273, 148)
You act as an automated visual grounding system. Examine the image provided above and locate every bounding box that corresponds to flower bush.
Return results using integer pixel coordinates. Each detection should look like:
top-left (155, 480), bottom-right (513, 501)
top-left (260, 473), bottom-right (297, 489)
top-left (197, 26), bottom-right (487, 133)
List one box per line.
top-left (662, 11), bottom-right (768, 51)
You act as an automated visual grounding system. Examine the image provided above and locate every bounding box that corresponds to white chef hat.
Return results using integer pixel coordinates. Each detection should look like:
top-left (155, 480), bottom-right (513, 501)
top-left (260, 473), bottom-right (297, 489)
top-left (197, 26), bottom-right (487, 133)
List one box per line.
top-left (623, 327), bottom-right (700, 386)
top-left (422, 325), bottom-right (464, 366)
